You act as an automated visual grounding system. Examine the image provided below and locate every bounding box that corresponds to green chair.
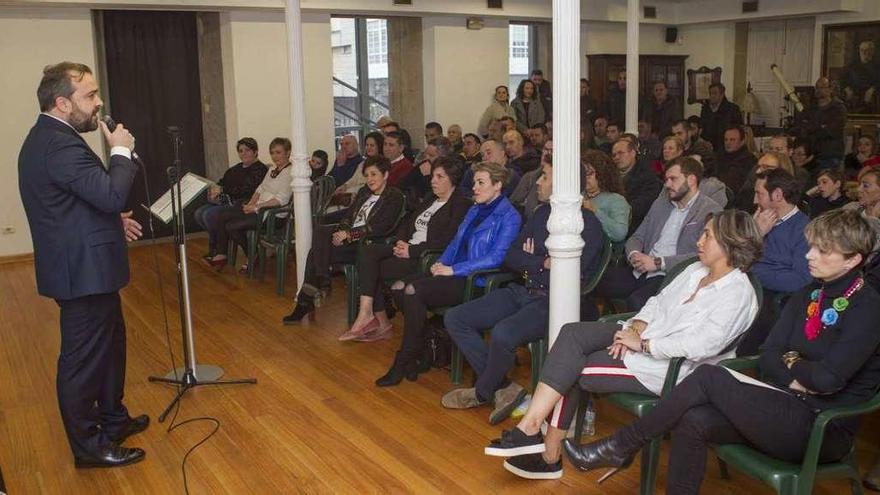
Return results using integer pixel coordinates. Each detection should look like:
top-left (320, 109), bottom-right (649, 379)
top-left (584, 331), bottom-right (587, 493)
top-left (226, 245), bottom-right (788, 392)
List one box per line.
top-left (572, 257), bottom-right (764, 495)
top-left (712, 355), bottom-right (876, 495)
top-left (257, 175), bottom-right (335, 295)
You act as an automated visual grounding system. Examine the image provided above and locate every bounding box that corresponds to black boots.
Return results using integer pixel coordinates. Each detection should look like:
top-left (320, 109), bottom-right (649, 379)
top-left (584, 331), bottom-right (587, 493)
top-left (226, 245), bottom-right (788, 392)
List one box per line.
top-left (375, 352), bottom-right (418, 387)
top-left (282, 293), bottom-right (315, 324)
top-left (562, 434), bottom-right (638, 483)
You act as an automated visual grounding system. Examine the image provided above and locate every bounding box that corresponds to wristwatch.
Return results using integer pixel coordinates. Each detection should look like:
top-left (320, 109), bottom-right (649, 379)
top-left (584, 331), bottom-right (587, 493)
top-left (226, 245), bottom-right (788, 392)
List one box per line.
top-left (782, 351), bottom-right (801, 367)
top-left (653, 257), bottom-right (662, 270)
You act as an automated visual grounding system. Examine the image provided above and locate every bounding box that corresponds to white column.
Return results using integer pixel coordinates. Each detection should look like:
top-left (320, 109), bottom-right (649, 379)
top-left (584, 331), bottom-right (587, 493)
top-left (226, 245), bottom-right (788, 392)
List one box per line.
top-left (625, 0), bottom-right (640, 133)
top-left (285, 0), bottom-right (312, 289)
top-left (546, 0), bottom-right (584, 348)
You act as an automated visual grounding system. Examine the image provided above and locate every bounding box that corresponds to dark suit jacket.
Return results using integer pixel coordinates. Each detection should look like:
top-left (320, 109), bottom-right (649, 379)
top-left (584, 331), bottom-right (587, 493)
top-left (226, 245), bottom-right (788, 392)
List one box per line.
top-left (18, 114), bottom-right (137, 300)
top-left (623, 158), bottom-right (662, 234)
top-left (341, 185), bottom-right (405, 242)
top-left (393, 192), bottom-right (471, 259)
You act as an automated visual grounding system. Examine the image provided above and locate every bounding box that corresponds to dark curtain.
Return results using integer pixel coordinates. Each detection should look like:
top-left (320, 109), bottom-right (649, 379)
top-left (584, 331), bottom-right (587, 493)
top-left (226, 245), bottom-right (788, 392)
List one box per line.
top-left (102, 10), bottom-right (206, 238)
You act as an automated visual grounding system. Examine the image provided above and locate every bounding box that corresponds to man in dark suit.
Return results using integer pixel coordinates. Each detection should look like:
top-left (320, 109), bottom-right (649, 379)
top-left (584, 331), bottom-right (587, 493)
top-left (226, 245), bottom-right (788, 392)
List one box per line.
top-left (18, 62), bottom-right (148, 468)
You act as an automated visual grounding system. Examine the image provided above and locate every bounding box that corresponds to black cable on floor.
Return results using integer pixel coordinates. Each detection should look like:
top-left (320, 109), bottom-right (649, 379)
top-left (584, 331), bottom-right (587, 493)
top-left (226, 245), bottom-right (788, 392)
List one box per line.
top-left (138, 159), bottom-right (220, 495)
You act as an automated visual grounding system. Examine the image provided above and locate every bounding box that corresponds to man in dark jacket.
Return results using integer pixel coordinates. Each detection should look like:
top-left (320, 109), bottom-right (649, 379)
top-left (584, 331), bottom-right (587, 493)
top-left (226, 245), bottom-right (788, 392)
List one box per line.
top-left (642, 81), bottom-right (681, 138)
top-left (442, 156), bottom-right (604, 434)
top-left (790, 77), bottom-right (848, 167)
top-left (613, 139), bottom-right (662, 233)
top-left (18, 62), bottom-right (147, 468)
top-left (700, 82), bottom-right (743, 152)
top-left (503, 129), bottom-right (540, 176)
top-left (605, 69), bottom-right (628, 125)
top-left (531, 69), bottom-right (553, 121)
top-left (712, 126), bottom-right (757, 193)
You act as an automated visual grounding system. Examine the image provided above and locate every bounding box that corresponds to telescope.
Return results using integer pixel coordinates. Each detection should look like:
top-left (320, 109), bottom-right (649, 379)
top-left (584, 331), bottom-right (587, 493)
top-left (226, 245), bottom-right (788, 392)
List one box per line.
top-left (770, 64), bottom-right (805, 112)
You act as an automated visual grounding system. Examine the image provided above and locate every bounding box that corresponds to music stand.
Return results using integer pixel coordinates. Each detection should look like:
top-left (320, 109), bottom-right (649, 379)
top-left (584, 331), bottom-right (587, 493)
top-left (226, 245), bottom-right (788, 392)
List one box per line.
top-left (148, 126), bottom-right (256, 422)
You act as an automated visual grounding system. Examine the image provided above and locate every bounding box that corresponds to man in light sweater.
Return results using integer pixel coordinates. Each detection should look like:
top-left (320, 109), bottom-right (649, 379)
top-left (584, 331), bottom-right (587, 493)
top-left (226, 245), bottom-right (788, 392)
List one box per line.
top-left (738, 168), bottom-right (811, 355)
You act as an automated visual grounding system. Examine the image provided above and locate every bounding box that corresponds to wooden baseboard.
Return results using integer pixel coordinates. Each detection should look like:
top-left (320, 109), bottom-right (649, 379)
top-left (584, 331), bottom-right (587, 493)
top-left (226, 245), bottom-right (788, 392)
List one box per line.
top-left (0, 252), bottom-right (34, 265)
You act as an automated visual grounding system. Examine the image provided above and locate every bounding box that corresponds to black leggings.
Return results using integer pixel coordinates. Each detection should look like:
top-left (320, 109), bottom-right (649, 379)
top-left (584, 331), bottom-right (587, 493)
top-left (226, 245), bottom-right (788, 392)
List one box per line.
top-left (296, 224), bottom-right (358, 301)
top-left (613, 365), bottom-right (854, 494)
top-left (540, 321), bottom-right (653, 430)
top-left (214, 209), bottom-right (259, 257)
top-left (356, 243), bottom-right (419, 312)
top-left (396, 275), bottom-right (468, 360)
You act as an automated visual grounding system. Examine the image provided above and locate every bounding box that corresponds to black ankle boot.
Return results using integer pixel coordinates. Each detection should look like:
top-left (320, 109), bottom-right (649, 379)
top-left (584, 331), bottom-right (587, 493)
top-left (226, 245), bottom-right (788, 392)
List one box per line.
top-left (562, 435), bottom-right (638, 483)
top-left (376, 352), bottom-right (416, 387)
top-left (282, 295), bottom-right (315, 325)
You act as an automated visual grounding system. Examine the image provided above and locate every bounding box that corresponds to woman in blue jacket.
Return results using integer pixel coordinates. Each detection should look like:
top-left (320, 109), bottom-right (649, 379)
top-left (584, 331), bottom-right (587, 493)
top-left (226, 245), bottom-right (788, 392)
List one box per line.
top-left (376, 161), bottom-right (522, 386)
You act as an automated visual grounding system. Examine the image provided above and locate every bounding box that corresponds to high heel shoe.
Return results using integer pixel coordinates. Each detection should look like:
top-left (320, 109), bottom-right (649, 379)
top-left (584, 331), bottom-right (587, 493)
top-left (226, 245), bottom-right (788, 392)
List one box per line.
top-left (282, 299), bottom-right (315, 325)
top-left (375, 352), bottom-right (417, 387)
top-left (562, 436), bottom-right (636, 483)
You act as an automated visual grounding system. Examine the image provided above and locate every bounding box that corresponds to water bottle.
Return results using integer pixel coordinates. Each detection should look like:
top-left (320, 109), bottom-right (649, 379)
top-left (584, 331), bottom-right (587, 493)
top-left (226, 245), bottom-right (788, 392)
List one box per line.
top-left (584, 400), bottom-right (597, 437)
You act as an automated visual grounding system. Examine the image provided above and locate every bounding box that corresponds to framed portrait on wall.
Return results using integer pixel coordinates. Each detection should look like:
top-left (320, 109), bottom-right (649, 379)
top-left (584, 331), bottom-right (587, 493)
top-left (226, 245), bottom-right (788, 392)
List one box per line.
top-left (686, 66), bottom-right (722, 104)
top-left (823, 22), bottom-right (880, 117)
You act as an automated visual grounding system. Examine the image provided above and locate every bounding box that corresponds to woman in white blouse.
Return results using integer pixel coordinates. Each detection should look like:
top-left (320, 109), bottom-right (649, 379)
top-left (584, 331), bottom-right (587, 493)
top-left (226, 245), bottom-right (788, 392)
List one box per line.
top-left (484, 209), bottom-right (763, 480)
top-left (208, 137), bottom-right (294, 271)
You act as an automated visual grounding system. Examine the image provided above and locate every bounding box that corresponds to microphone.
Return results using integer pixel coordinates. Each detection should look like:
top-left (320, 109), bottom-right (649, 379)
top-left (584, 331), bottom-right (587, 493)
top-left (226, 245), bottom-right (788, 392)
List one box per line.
top-left (101, 114), bottom-right (141, 162)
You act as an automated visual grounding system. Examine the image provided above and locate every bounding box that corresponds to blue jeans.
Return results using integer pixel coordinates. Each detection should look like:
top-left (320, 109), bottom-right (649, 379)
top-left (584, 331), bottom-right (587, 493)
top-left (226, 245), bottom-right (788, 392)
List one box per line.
top-left (444, 284), bottom-right (548, 401)
top-left (194, 203), bottom-right (238, 253)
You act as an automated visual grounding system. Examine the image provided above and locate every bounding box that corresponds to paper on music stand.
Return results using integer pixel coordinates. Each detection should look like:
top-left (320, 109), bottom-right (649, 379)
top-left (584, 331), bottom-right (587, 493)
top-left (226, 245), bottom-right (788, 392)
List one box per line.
top-left (149, 172), bottom-right (211, 224)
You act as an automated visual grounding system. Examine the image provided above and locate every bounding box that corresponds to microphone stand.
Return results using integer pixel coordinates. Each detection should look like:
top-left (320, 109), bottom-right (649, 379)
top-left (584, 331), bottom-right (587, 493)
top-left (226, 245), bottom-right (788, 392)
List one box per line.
top-left (148, 126), bottom-right (256, 423)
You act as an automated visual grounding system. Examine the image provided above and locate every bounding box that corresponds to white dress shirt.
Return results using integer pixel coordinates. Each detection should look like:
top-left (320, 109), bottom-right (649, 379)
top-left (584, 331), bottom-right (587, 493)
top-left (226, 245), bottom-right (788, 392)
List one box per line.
top-left (622, 262), bottom-right (759, 395)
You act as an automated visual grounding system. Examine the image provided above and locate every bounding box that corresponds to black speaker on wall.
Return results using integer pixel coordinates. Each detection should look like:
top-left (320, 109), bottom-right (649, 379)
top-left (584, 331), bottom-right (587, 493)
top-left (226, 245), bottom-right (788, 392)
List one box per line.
top-left (665, 27), bottom-right (678, 43)
top-left (488, 0), bottom-right (502, 8)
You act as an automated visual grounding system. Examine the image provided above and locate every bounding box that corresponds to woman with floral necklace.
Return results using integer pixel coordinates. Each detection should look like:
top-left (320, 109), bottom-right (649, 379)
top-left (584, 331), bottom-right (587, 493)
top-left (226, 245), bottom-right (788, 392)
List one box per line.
top-left (552, 209), bottom-right (880, 494)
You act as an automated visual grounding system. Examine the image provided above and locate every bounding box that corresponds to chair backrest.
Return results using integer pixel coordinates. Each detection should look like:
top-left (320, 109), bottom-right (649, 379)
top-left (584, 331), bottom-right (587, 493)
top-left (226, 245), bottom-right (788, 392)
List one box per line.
top-left (657, 256), bottom-right (700, 292)
top-left (311, 175), bottom-right (336, 222)
top-left (583, 232), bottom-right (614, 295)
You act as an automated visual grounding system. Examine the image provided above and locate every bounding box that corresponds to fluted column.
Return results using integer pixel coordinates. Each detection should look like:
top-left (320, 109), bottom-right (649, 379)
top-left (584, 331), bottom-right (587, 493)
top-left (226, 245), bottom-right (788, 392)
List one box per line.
top-left (285, 0), bottom-right (312, 288)
top-left (625, 0), bottom-right (640, 133)
top-left (547, 0), bottom-right (584, 348)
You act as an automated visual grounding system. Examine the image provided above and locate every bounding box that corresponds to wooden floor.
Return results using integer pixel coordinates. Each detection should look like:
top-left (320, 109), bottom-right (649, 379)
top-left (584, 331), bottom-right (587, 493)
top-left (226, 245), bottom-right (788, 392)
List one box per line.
top-left (1, 238), bottom-right (878, 494)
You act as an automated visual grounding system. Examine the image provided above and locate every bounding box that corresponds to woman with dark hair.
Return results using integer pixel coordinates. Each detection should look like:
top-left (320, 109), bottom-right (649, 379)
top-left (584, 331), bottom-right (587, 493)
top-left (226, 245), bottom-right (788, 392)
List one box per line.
top-left (376, 161), bottom-right (522, 386)
top-left (845, 134), bottom-right (880, 179)
top-left (581, 149), bottom-right (631, 242)
top-left (792, 139), bottom-right (820, 188)
top-left (309, 149), bottom-right (329, 180)
top-left (207, 137), bottom-right (293, 271)
top-left (341, 157), bottom-right (472, 342)
top-left (195, 137), bottom-right (268, 259)
top-left (486, 209), bottom-right (763, 481)
top-left (478, 85), bottom-right (517, 138)
top-left (556, 209), bottom-right (880, 495)
top-left (511, 79), bottom-right (546, 134)
top-left (283, 156), bottom-right (405, 323)
top-left (338, 131), bottom-right (384, 198)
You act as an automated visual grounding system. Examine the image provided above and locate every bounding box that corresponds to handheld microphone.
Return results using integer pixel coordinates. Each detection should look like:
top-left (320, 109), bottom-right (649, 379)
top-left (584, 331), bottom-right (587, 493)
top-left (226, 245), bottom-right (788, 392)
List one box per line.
top-left (101, 114), bottom-right (142, 162)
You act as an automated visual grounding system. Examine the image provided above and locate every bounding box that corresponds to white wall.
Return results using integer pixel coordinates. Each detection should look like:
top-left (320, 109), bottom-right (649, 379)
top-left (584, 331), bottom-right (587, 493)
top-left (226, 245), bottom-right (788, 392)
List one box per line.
top-left (221, 10), bottom-right (334, 166)
top-left (0, 8), bottom-right (104, 257)
top-left (422, 16), bottom-right (510, 139)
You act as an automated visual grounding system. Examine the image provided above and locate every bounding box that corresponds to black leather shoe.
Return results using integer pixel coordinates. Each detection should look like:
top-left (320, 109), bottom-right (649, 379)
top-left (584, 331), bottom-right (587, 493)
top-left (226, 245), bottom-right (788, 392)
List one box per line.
top-left (376, 352), bottom-right (416, 387)
top-left (282, 300), bottom-right (315, 325)
top-left (563, 437), bottom-right (636, 483)
top-left (75, 444), bottom-right (145, 469)
top-left (108, 414), bottom-right (150, 444)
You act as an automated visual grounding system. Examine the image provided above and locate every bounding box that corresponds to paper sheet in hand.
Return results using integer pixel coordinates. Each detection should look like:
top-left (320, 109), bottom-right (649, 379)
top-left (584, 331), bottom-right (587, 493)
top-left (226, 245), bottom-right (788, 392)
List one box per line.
top-left (149, 172), bottom-right (211, 224)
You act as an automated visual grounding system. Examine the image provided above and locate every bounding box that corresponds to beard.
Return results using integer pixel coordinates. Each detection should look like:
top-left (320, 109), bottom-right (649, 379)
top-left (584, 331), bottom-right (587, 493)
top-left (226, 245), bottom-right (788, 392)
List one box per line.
top-left (668, 184), bottom-right (690, 202)
top-left (68, 102), bottom-right (99, 133)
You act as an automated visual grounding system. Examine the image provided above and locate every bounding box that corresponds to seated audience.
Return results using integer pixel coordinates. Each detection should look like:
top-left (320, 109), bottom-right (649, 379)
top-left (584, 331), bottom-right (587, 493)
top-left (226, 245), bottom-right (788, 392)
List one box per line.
top-left (734, 151), bottom-right (795, 211)
top-left (700, 82), bottom-right (744, 152)
top-left (612, 139), bottom-right (662, 233)
top-left (593, 115), bottom-right (610, 150)
top-left (808, 168), bottom-right (849, 218)
top-left (580, 78), bottom-right (599, 125)
top-left (711, 125), bottom-right (756, 193)
top-left (738, 168), bottom-right (811, 355)
top-left (671, 119), bottom-right (714, 173)
top-left (337, 131), bottom-right (383, 200)
top-left (402, 137), bottom-right (455, 206)
top-left (581, 149), bottom-right (631, 243)
top-left (791, 139), bottom-right (820, 188)
top-left (500, 116), bottom-right (517, 133)
top-left (375, 161), bottom-right (521, 386)
top-left (380, 120), bottom-right (400, 135)
top-left (642, 80), bottom-right (681, 139)
top-left (282, 156), bottom-right (405, 323)
top-left (503, 129), bottom-right (540, 175)
top-left (845, 134), bottom-right (880, 179)
top-left (309, 149), bottom-right (329, 181)
top-left (511, 79), bottom-right (546, 134)
top-left (655, 135), bottom-right (684, 176)
top-left (637, 119), bottom-right (661, 161)
top-left (593, 156), bottom-right (721, 312)
top-left (207, 137), bottom-right (293, 271)
top-left (478, 86), bottom-right (516, 138)
top-left (461, 140), bottom-right (521, 197)
top-left (330, 134), bottom-right (363, 191)
top-left (559, 209), bottom-right (880, 495)
top-left (461, 133), bottom-right (483, 165)
top-left (342, 157), bottom-right (471, 342)
top-left (447, 124), bottom-right (464, 154)
top-left (843, 169), bottom-right (880, 233)
top-left (424, 121), bottom-right (443, 146)
top-left (527, 123), bottom-right (548, 152)
top-left (442, 153), bottom-right (604, 424)
top-left (195, 137), bottom-right (267, 259)
top-left (510, 140), bottom-right (552, 220)
top-left (486, 209), bottom-right (761, 480)
top-left (384, 131), bottom-right (414, 187)
top-left (531, 69), bottom-right (553, 120)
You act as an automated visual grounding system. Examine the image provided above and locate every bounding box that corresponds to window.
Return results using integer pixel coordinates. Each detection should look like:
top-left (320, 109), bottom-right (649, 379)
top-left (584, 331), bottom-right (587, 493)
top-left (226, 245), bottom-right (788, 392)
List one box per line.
top-left (509, 24), bottom-right (532, 94)
top-left (366, 19), bottom-right (387, 65)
